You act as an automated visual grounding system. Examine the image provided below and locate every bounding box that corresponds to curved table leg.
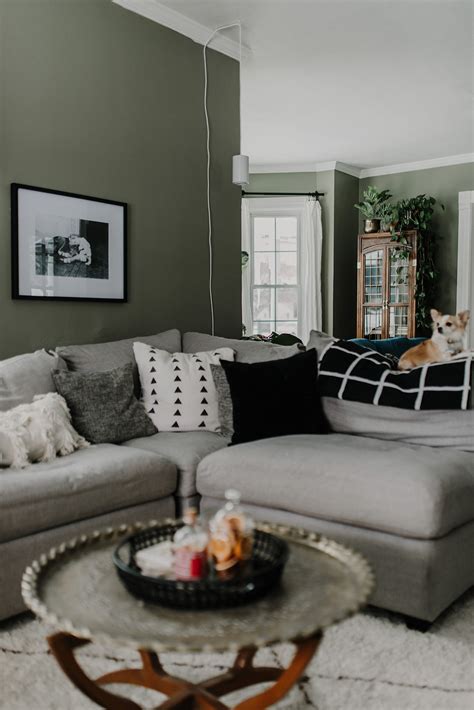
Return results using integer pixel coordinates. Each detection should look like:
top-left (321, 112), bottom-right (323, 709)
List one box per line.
top-left (47, 631), bottom-right (322, 710)
top-left (231, 633), bottom-right (322, 710)
top-left (48, 633), bottom-right (141, 710)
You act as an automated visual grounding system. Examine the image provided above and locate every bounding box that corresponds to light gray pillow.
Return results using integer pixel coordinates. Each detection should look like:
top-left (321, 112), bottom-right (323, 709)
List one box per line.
top-left (53, 364), bottom-right (157, 444)
top-left (306, 330), bottom-right (337, 360)
top-left (210, 364), bottom-right (234, 437)
top-left (183, 332), bottom-right (303, 363)
top-left (0, 350), bottom-right (65, 412)
top-left (56, 329), bottom-right (181, 394)
top-left (322, 397), bottom-right (474, 452)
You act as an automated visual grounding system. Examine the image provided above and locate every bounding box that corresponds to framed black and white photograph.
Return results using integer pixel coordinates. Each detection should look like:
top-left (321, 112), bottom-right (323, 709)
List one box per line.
top-left (11, 184), bottom-right (127, 301)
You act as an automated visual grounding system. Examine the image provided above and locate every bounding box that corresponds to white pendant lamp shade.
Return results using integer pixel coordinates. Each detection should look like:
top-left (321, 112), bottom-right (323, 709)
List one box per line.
top-left (232, 154), bottom-right (249, 185)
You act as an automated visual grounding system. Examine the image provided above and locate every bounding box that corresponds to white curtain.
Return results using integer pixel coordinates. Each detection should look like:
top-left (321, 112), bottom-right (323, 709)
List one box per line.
top-left (241, 199), bottom-right (253, 336)
top-left (299, 198), bottom-right (323, 343)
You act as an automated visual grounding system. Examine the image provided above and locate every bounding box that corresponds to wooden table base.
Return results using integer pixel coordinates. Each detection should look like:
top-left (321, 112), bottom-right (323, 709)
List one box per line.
top-left (48, 631), bottom-right (322, 709)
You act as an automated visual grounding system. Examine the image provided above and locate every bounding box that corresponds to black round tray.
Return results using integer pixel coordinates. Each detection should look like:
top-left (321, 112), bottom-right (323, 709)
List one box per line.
top-left (113, 522), bottom-right (289, 610)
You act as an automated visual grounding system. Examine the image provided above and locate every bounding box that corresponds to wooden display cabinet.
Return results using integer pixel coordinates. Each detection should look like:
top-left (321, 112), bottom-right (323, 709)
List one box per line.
top-left (356, 231), bottom-right (417, 339)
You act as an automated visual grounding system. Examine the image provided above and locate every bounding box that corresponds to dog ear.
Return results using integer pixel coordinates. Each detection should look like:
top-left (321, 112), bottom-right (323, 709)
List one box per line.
top-left (458, 310), bottom-right (470, 325)
top-left (430, 308), bottom-right (441, 321)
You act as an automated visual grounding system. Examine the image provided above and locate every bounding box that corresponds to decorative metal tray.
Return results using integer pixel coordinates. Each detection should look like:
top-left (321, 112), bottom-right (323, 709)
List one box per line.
top-left (21, 520), bottom-right (374, 653)
top-left (113, 522), bottom-right (289, 609)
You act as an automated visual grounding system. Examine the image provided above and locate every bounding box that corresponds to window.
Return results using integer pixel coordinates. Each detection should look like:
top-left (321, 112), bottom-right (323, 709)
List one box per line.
top-left (251, 213), bottom-right (300, 336)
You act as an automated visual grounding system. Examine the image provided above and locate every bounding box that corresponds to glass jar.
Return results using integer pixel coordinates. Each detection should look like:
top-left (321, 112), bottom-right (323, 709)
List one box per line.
top-left (173, 508), bottom-right (208, 581)
top-left (208, 489), bottom-right (254, 577)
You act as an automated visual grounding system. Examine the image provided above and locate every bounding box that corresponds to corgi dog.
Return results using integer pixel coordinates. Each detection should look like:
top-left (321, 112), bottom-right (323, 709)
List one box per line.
top-left (398, 309), bottom-right (470, 370)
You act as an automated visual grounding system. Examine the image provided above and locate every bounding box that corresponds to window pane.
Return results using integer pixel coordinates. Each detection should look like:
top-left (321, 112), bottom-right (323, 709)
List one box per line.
top-left (363, 306), bottom-right (383, 339)
top-left (275, 321), bottom-right (298, 336)
top-left (364, 249), bottom-right (383, 304)
top-left (277, 252), bottom-right (297, 284)
top-left (390, 249), bottom-right (409, 304)
top-left (276, 287), bottom-right (298, 320)
top-left (276, 217), bottom-right (297, 251)
top-left (253, 321), bottom-right (273, 336)
top-left (254, 252), bottom-right (275, 285)
top-left (254, 218), bottom-right (275, 251)
top-left (389, 306), bottom-right (409, 336)
top-left (253, 287), bottom-right (274, 321)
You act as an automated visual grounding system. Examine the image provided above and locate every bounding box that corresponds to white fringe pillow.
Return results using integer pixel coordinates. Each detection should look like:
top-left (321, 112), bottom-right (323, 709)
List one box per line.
top-left (0, 393), bottom-right (89, 469)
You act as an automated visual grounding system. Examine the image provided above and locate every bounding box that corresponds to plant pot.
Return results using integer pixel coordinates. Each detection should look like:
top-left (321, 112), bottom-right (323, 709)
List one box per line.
top-left (364, 219), bottom-right (381, 234)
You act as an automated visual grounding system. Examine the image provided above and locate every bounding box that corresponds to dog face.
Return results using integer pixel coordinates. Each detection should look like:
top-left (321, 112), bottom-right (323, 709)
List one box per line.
top-left (430, 309), bottom-right (470, 338)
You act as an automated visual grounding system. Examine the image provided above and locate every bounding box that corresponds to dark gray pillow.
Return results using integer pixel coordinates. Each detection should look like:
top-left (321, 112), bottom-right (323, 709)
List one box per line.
top-left (53, 364), bottom-right (157, 444)
top-left (210, 364), bottom-right (233, 438)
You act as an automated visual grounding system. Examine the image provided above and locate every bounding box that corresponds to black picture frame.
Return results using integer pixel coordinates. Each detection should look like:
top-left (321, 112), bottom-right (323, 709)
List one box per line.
top-left (11, 183), bottom-right (127, 302)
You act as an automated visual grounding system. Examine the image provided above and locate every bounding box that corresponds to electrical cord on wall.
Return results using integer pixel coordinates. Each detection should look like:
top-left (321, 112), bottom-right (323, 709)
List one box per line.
top-left (203, 21), bottom-right (242, 336)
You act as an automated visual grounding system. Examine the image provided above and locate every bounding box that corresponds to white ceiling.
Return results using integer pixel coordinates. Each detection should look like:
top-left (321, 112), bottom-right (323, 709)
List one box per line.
top-left (145, 0), bottom-right (473, 169)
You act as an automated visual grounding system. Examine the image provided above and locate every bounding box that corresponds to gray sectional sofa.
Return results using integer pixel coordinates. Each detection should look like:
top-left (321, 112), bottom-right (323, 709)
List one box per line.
top-left (0, 328), bottom-right (473, 626)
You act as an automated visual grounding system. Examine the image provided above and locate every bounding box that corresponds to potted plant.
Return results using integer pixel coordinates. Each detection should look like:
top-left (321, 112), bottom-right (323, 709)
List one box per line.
top-left (391, 195), bottom-right (444, 331)
top-left (379, 202), bottom-right (398, 232)
top-left (354, 186), bottom-right (393, 233)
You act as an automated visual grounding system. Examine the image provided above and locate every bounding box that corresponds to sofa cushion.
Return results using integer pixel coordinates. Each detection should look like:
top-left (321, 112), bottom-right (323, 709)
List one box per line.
top-left (0, 444), bottom-right (177, 543)
top-left (0, 350), bottom-right (65, 412)
top-left (56, 329), bottom-right (181, 393)
top-left (221, 350), bottom-right (328, 445)
top-left (183, 332), bottom-right (302, 363)
top-left (133, 343), bottom-right (234, 432)
top-left (322, 397), bottom-right (474, 452)
top-left (123, 431), bottom-right (228, 498)
top-left (196, 434), bottom-right (474, 539)
top-left (53, 364), bottom-right (157, 444)
top-left (351, 337), bottom-right (426, 359)
top-left (306, 330), bottom-right (337, 360)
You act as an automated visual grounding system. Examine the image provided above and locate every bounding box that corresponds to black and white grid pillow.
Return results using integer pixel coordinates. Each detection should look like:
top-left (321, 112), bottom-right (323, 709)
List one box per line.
top-left (133, 343), bottom-right (234, 432)
top-left (319, 340), bottom-right (472, 410)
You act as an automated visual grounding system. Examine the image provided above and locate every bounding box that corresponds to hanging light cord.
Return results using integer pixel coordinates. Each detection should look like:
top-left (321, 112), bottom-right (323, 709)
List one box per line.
top-left (203, 21), bottom-right (242, 336)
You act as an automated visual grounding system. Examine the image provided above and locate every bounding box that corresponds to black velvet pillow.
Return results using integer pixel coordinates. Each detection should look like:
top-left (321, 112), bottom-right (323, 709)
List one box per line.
top-left (53, 363), bottom-right (157, 444)
top-left (220, 349), bottom-right (328, 445)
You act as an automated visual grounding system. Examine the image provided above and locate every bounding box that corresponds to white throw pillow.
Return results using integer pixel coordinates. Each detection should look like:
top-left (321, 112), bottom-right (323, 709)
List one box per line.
top-left (133, 343), bottom-right (234, 432)
top-left (0, 392), bottom-right (89, 469)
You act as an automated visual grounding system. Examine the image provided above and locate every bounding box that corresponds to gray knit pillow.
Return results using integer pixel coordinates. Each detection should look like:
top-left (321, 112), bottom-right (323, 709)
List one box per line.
top-left (53, 364), bottom-right (157, 444)
top-left (210, 364), bottom-right (234, 438)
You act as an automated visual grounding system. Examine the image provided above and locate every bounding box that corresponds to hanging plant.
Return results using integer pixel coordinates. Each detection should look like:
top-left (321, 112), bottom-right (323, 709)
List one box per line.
top-left (390, 195), bottom-right (444, 332)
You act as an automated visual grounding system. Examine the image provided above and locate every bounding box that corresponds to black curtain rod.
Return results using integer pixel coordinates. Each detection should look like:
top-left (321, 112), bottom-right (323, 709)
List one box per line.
top-left (241, 190), bottom-right (325, 199)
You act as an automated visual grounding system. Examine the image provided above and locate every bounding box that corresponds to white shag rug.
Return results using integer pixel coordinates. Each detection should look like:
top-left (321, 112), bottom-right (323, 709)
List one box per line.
top-left (0, 590), bottom-right (473, 710)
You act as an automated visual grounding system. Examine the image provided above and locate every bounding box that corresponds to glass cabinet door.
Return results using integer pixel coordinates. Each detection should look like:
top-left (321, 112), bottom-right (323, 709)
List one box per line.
top-left (388, 247), bottom-right (410, 337)
top-left (362, 248), bottom-right (384, 339)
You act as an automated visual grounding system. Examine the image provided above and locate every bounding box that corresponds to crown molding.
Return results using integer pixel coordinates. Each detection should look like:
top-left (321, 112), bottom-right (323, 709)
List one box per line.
top-left (334, 162), bottom-right (361, 178)
top-left (249, 162), bottom-right (318, 174)
top-left (250, 153), bottom-right (474, 179)
top-left (359, 153), bottom-right (474, 178)
top-left (249, 161), bottom-right (361, 177)
top-left (112, 0), bottom-right (249, 61)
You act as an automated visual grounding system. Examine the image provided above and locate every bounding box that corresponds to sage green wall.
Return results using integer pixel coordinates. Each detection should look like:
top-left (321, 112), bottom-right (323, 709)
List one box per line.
top-left (359, 163), bottom-right (474, 315)
top-left (0, 0), bottom-right (241, 359)
top-left (333, 171), bottom-right (359, 337)
top-left (247, 171), bottom-right (335, 335)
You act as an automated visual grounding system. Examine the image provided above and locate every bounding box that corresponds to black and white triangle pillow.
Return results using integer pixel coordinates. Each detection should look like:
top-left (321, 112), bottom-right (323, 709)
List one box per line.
top-left (133, 342), bottom-right (234, 432)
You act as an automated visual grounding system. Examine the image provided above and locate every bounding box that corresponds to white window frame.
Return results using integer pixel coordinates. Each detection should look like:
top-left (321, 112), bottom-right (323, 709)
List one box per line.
top-left (248, 197), bottom-right (306, 338)
top-left (457, 191), bottom-right (474, 348)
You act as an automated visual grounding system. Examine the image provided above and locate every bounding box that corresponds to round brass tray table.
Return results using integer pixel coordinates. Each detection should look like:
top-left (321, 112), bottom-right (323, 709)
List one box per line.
top-left (22, 520), bottom-right (374, 710)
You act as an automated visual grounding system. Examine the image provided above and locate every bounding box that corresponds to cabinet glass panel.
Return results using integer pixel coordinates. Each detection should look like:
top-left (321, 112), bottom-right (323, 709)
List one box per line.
top-left (363, 307), bottom-right (383, 339)
top-left (363, 250), bottom-right (383, 303)
top-left (389, 306), bottom-right (409, 337)
top-left (389, 249), bottom-right (410, 303)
